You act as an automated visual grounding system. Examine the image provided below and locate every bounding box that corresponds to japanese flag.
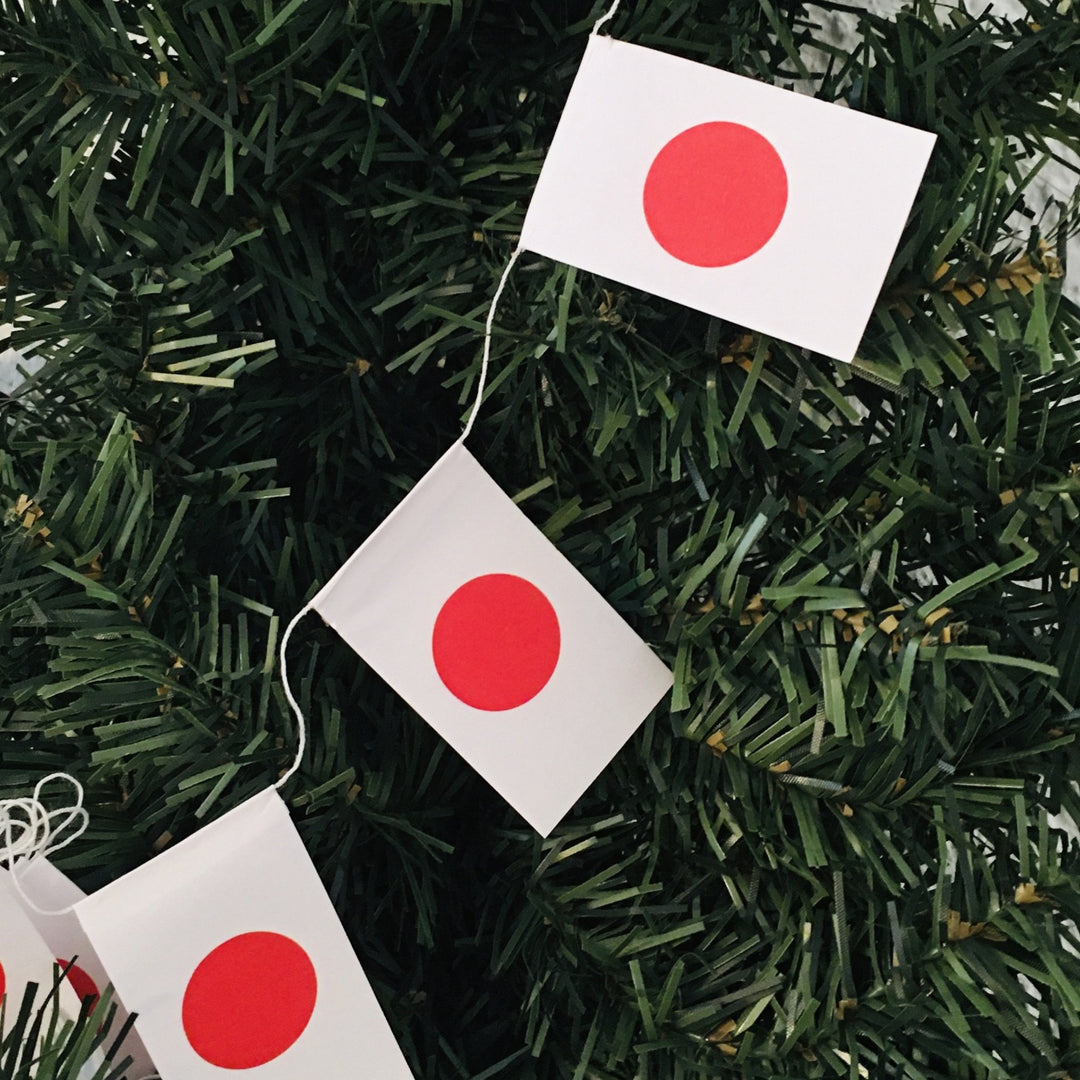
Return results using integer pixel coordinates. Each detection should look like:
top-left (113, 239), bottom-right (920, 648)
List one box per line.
top-left (73, 789), bottom-right (414, 1080)
top-left (311, 443), bottom-right (673, 836)
top-left (6, 858), bottom-right (155, 1078)
top-left (0, 873), bottom-right (84, 1034)
top-left (520, 36), bottom-right (936, 362)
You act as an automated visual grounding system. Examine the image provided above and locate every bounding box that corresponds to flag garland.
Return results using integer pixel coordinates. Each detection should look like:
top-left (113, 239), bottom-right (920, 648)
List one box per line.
top-left (0, 1), bottom-right (959, 1075)
top-left (2, 778), bottom-right (412, 1080)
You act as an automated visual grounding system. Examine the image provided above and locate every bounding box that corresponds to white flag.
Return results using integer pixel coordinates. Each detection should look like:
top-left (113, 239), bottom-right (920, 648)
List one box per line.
top-left (74, 789), bottom-right (414, 1080)
top-left (311, 443), bottom-right (673, 836)
top-left (0, 875), bottom-right (84, 1033)
top-left (5, 859), bottom-right (155, 1077)
top-left (520, 36), bottom-right (936, 362)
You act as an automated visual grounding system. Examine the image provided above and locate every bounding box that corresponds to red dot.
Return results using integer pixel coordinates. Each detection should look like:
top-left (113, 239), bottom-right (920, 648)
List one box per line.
top-left (0, 959), bottom-right (5, 1001)
top-left (59, 959), bottom-right (100, 1015)
top-left (432, 573), bottom-right (560, 711)
top-left (643, 121), bottom-right (788, 267)
top-left (182, 932), bottom-right (317, 1069)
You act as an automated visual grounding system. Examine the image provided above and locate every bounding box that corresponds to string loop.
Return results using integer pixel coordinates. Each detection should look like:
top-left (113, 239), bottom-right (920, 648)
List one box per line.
top-left (0, 772), bottom-right (88, 916)
top-left (0, 772), bottom-right (87, 865)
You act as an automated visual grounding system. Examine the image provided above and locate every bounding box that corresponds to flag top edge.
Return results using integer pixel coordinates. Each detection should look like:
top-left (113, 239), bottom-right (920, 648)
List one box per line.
top-left (72, 787), bottom-right (286, 919)
top-left (579, 34), bottom-right (938, 141)
top-left (311, 442), bottom-right (469, 613)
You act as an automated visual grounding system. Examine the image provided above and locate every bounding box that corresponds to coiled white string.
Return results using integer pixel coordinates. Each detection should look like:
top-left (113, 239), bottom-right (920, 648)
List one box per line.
top-left (0, 772), bottom-right (88, 916)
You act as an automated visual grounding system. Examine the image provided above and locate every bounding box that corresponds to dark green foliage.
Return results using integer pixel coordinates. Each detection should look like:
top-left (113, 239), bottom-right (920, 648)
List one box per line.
top-left (2, 0), bottom-right (1080, 1076)
top-left (0, 977), bottom-right (134, 1080)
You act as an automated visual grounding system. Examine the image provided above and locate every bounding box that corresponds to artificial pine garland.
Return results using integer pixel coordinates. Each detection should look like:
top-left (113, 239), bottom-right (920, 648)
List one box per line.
top-left (2, 1), bottom-right (1080, 1076)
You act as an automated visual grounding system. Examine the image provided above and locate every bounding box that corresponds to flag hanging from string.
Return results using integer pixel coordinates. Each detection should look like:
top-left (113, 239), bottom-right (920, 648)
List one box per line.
top-left (310, 442), bottom-right (673, 836)
top-left (74, 789), bottom-right (415, 1080)
top-left (519, 35), bottom-right (936, 361)
top-left (8, 858), bottom-right (155, 1077)
top-left (0, 872), bottom-right (85, 1036)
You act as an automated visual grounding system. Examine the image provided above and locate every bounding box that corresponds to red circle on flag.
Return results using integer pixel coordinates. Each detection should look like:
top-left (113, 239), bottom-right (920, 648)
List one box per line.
top-left (182, 931), bottom-right (317, 1069)
top-left (0, 959), bottom-right (5, 1001)
top-left (432, 573), bottom-right (561, 711)
top-left (59, 959), bottom-right (100, 1015)
top-left (642, 121), bottom-right (788, 267)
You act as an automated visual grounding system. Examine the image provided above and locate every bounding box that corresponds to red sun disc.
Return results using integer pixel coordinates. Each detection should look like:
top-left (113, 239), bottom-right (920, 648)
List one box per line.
top-left (432, 573), bottom-right (561, 711)
top-left (643, 121), bottom-right (788, 267)
top-left (182, 931), bottom-right (317, 1069)
top-left (59, 960), bottom-right (100, 1015)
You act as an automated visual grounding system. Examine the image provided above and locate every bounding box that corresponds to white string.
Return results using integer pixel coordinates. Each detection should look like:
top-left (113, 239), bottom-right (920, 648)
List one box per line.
top-left (0, 772), bottom-right (88, 916)
top-left (276, 603), bottom-right (313, 790)
top-left (0, 773), bottom-right (87, 861)
top-left (459, 244), bottom-right (523, 443)
top-left (590, 0), bottom-right (623, 36)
